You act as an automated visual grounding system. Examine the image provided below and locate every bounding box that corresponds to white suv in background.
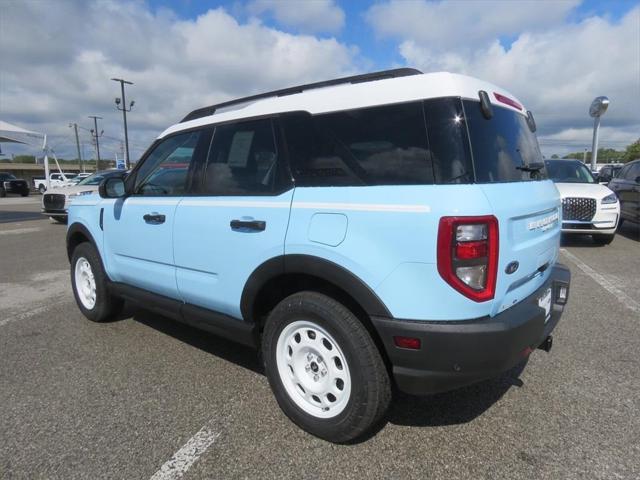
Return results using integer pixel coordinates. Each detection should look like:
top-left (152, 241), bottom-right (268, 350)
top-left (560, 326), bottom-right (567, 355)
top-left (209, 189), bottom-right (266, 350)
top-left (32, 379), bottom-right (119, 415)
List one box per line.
top-left (545, 159), bottom-right (620, 245)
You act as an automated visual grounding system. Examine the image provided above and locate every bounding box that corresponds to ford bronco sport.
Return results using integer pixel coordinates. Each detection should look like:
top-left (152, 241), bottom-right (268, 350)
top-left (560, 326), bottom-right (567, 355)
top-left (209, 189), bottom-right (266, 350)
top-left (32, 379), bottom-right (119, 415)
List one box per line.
top-left (67, 68), bottom-right (571, 442)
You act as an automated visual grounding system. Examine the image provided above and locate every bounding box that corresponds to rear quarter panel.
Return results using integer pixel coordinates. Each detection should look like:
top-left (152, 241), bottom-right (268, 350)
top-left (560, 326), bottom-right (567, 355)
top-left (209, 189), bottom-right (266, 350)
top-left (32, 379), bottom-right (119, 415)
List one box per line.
top-left (285, 185), bottom-right (497, 321)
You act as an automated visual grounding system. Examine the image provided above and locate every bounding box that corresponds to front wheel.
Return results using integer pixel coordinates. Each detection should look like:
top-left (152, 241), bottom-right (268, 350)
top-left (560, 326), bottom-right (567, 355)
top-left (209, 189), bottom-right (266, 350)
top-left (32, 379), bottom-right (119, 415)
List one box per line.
top-left (38, 185), bottom-right (46, 194)
top-left (70, 242), bottom-right (123, 322)
top-left (262, 292), bottom-right (391, 443)
top-left (592, 233), bottom-right (615, 245)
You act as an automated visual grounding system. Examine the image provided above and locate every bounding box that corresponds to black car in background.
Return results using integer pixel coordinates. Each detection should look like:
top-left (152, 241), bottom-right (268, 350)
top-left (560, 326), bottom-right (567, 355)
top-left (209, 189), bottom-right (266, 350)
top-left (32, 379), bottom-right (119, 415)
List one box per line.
top-left (0, 172), bottom-right (29, 197)
top-left (597, 165), bottom-right (622, 185)
top-left (608, 159), bottom-right (640, 226)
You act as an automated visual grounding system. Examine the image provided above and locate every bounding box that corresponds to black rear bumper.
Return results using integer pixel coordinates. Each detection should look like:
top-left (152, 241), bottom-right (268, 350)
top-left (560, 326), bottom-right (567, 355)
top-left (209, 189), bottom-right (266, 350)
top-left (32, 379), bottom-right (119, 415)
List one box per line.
top-left (371, 263), bottom-right (571, 395)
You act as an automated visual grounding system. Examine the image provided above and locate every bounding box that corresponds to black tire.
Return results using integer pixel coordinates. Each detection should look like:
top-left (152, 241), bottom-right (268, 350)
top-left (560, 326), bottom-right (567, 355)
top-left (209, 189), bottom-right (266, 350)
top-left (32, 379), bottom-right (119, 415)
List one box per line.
top-left (262, 291), bottom-right (391, 443)
top-left (50, 216), bottom-right (68, 225)
top-left (0, 187), bottom-right (6, 198)
top-left (70, 242), bottom-right (123, 322)
top-left (592, 233), bottom-right (615, 245)
top-left (21, 190), bottom-right (29, 197)
top-left (38, 185), bottom-right (46, 194)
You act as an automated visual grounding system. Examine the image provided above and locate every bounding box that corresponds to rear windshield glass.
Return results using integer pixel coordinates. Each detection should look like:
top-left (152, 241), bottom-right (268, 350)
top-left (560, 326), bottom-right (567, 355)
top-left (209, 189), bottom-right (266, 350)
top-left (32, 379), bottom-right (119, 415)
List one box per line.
top-left (545, 160), bottom-right (596, 183)
top-left (463, 100), bottom-right (545, 182)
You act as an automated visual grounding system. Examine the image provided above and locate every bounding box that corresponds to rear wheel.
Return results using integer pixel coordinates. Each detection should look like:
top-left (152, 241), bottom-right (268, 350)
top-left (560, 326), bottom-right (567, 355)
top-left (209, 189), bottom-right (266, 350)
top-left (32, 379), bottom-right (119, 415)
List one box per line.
top-left (38, 184), bottom-right (46, 194)
top-left (262, 291), bottom-right (391, 443)
top-left (71, 242), bottom-right (123, 322)
top-left (592, 233), bottom-right (615, 245)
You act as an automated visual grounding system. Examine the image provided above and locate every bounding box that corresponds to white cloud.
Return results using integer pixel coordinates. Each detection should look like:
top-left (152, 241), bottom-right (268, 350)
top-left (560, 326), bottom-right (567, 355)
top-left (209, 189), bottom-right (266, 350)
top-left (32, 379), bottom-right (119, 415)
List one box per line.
top-left (247, 0), bottom-right (345, 34)
top-left (366, 0), bottom-right (580, 51)
top-left (0, 1), bottom-right (357, 160)
top-left (367, 1), bottom-right (640, 156)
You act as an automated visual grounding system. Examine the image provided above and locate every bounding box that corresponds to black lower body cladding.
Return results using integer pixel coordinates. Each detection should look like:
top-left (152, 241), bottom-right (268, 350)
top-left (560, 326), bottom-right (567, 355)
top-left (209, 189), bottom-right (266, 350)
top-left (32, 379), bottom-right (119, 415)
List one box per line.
top-left (371, 263), bottom-right (571, 395)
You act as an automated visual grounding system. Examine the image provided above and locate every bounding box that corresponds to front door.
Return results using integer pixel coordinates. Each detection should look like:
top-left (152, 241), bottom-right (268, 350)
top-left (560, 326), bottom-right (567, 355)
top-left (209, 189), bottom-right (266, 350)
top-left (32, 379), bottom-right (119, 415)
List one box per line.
top-left (174, 117), bottom-right (293, 319)
top-left (103, 128), bottom-right (210, 299)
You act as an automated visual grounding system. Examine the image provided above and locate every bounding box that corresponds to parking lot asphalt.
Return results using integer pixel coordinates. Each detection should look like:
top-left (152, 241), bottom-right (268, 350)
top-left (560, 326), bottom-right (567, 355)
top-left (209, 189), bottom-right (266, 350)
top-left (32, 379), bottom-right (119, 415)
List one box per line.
top-left (1, 197), bottom-right (639, 480)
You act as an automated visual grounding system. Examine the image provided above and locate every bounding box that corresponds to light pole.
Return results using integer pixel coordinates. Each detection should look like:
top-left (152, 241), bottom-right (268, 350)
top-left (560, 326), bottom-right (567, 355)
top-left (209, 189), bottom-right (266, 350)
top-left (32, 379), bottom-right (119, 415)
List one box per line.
top-left (88, 115), bottom-right (103, 170)
top-left (589, 96), bottom-right (610, 171)
top-left (111, 78), bottom-right (134, 169)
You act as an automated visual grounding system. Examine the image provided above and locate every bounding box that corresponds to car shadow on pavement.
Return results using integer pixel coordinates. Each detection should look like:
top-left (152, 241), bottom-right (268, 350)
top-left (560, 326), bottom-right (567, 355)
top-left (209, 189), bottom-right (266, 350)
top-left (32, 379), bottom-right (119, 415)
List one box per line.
top-left (129, 305), bottom-right (263, 375)
top-left (125, 302), bottom-right (529, 439)
top-left (0, 210), bottom-right (44, 223)
top-left (386, 360), bottom-right (528, 429)
top-left (616, 221), bottom-right (640, 241)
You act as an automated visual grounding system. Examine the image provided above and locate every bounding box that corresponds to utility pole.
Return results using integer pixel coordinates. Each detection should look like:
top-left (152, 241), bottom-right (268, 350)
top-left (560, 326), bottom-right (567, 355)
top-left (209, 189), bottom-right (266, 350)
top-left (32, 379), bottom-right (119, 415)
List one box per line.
top-left (69, 123), bottom-right (84, 172)
top-left (88, 115), bottom-right (103, 170)
top-left (112, 78), bottom-right (134, 169)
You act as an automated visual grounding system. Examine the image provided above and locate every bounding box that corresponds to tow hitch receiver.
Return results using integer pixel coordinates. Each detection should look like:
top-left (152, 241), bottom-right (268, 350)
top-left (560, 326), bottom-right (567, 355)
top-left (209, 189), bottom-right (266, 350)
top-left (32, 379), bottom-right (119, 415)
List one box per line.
top-left (538, 335), bottom-right (553, 353)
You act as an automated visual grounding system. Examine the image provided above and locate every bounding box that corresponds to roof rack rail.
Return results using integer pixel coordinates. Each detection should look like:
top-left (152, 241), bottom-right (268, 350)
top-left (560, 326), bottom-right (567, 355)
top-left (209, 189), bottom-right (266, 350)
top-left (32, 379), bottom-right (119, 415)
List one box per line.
top-left (180, 67), bottom-right (423, 123)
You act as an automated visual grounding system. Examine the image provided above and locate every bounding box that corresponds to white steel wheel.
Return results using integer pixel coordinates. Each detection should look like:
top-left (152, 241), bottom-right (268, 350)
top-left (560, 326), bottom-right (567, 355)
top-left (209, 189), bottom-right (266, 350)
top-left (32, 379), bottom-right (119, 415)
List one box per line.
top-left (276, 320), bottom-right (351, 419)
top-left (74, 256), bottom-right (96, 310)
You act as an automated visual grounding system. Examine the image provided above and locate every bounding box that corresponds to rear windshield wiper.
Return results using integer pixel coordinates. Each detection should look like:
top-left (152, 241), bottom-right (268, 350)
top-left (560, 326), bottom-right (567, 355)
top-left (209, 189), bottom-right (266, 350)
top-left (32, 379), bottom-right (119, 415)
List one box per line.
top-left (516, 162), bottom-right (545, 173)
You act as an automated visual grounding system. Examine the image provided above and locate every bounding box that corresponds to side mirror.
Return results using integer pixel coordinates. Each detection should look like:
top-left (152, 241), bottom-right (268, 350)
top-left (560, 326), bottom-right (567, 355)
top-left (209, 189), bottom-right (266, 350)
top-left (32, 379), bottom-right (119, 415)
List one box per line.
top-left (99, 177), bottom-right (126, 198)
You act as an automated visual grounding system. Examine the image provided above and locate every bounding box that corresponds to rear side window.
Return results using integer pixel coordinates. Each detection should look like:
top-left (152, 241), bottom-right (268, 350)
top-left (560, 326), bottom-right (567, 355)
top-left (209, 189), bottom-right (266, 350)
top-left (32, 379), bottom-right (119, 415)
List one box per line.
top-left (464, 100), bottom-right (544, 183)
top-left (283, 102), bottom-right (433, 186)
top-left (203, 118), bottom-right (288, 196)
top-left (423, 98), bottom-right (474, 184)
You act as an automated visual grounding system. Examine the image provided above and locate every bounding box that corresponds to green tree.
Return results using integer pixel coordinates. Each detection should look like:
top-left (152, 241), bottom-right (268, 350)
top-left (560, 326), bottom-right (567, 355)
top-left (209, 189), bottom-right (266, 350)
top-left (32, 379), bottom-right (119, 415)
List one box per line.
top-left (624, 139), bottom-right (640, 162)
top-left (13, 154), bottom-right (36, 163)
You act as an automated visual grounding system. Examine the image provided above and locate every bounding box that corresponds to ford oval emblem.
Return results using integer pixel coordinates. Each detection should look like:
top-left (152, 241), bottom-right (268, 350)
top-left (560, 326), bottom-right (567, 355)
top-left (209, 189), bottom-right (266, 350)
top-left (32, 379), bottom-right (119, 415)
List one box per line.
top-left (505, 261), bottom-right (519, 275)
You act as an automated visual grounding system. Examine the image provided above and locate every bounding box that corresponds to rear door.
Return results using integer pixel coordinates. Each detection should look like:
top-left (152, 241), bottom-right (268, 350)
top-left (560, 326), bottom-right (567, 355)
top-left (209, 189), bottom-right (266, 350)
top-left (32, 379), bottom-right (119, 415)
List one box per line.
top-left (461, 99), bottom-right (561, 315)
top-left (102, 129), bottom-right (209, 299)
top-left (173, 117), bottom-right (294, 319)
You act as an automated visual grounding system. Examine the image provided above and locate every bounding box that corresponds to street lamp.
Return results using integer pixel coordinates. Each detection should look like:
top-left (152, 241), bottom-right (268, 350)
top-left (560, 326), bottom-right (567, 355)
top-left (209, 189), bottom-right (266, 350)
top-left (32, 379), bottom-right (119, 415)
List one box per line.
top-left (589, 96), bottom-right (610, 171)
top-left (111, 77), bottom-right (134, 169)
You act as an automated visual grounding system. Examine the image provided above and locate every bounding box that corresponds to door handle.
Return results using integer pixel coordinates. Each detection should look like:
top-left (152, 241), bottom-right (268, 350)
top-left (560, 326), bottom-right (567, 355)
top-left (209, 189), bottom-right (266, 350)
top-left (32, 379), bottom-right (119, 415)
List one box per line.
top-left (143, 213), bottom-right (166, 224)
top-left (230, 219), bottom-right (266, 231)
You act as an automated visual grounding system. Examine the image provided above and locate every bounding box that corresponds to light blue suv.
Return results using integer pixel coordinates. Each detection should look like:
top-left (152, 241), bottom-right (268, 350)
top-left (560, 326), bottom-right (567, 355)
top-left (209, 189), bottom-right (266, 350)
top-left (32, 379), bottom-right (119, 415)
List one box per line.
top-left (67, 68), bottom-right (571, 442)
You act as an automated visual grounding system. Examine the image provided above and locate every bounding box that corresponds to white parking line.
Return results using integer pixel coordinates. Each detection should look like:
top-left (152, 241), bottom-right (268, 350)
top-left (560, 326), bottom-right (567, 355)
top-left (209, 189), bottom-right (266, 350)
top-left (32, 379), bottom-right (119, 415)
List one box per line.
top-left (149, 424), bottom-right (220, 480)
top-left (0, 300), bottom-right (69, 327)
top-left (560, 248), bottom-right (640, 314)
top-left (0, 226), bottom-right (41, 236)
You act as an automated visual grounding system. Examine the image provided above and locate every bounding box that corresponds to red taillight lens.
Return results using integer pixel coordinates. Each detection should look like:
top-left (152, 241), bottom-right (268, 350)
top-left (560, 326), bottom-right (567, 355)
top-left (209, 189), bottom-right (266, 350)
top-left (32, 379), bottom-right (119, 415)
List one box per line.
top-left (493, 92), bottom-right (522, 111)
top-left (455, 240), bottom-right (488, 259)
top-left (437, 216), bottom-right (499, 302)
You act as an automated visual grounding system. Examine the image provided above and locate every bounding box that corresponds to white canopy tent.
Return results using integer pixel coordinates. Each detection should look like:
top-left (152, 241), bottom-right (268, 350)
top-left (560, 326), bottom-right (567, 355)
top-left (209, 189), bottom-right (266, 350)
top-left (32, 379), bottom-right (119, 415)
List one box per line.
top-left (0, 120), bottom-right (64, 190)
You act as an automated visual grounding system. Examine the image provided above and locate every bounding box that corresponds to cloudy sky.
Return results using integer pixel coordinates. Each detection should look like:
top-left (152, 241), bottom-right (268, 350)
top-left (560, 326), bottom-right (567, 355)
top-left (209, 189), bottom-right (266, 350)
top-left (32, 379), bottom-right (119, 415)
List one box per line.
top-left (1, 0), bottom-right (638, 161)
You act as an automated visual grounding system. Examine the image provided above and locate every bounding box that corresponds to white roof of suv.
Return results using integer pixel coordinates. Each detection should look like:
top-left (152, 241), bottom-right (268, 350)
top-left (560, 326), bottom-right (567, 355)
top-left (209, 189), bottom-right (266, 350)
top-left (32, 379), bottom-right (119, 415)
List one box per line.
top-left (160, 69), bottom-right (526, 139)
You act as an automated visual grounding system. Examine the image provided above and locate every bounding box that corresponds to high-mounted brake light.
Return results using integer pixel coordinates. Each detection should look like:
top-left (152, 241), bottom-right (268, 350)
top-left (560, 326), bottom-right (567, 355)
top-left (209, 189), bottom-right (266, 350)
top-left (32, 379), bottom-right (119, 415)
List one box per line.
top-left (493, 92), bottom-right (522, 111)
top-left (437, 216), bottom-right (499, 302)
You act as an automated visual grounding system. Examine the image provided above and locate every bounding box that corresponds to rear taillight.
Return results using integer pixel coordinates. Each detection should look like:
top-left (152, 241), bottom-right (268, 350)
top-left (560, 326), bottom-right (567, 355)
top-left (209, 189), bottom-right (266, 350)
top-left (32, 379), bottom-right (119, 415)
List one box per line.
top-left (437, 216), bottom-right (499, 302)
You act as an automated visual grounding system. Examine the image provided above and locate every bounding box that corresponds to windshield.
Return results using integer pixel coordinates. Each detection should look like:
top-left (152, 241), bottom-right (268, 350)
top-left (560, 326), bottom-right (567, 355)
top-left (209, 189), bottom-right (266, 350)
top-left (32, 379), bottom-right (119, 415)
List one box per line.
top-left (545, 161), bottom-right (596, 183)
top-left (463, 100), bottom-right (545, 183)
